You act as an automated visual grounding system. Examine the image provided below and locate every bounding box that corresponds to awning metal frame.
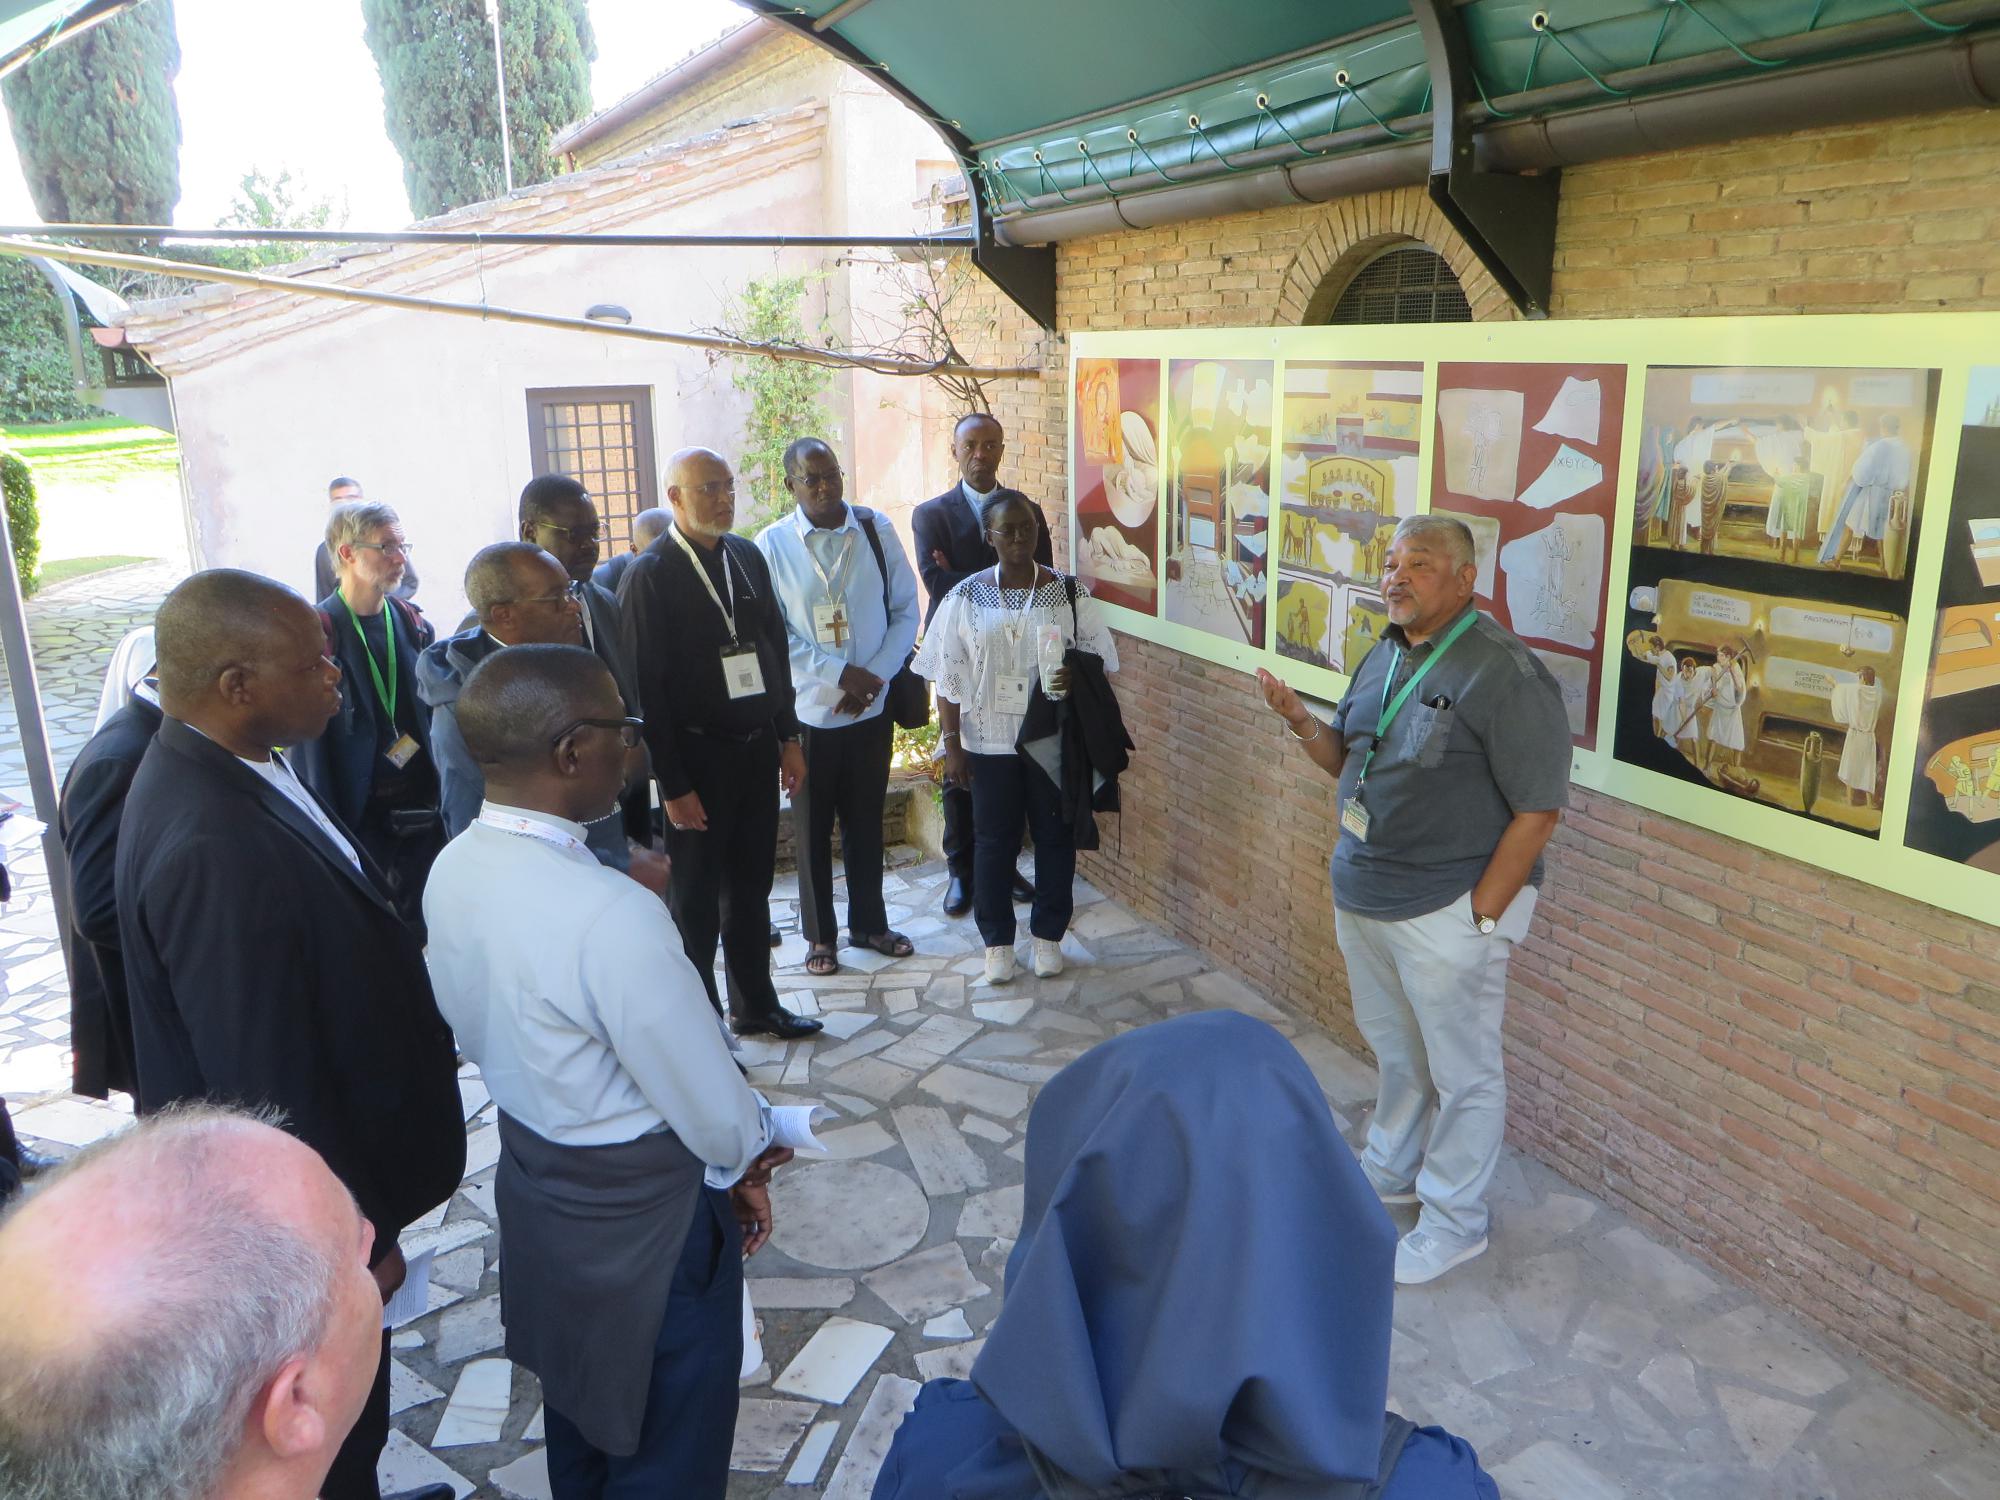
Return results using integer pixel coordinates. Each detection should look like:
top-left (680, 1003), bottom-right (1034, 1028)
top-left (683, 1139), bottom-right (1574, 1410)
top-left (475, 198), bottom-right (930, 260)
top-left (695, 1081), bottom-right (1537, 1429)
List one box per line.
top-left (1410, 0), bottom-right (1560, 318)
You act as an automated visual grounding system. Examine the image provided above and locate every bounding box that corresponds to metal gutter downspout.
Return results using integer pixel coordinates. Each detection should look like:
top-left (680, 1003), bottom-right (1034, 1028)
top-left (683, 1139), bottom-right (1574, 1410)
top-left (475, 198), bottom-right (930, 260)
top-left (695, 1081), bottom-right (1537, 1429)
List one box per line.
top-left (992, 25), bottom-right (2000, 249)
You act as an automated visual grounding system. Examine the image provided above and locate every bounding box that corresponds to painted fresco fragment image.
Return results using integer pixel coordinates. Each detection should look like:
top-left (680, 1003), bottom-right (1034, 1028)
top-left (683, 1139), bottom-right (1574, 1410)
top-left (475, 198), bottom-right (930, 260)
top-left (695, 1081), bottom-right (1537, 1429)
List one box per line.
top-left (1905, 367), bottom-right (2000, 875)
top-left (1274, 361), bottom-right (1422, 672)
top-left (1430, 361), bottom-right (1626, 747)
top-left (1632, 365), bottom-right (1933, 579)
top-left (1618, 364), bottom-right (1939, 837)
top-left (1164, 359), bottom-right (1272, 649)
top-left (1072, 357), bottom-right (1162, 614)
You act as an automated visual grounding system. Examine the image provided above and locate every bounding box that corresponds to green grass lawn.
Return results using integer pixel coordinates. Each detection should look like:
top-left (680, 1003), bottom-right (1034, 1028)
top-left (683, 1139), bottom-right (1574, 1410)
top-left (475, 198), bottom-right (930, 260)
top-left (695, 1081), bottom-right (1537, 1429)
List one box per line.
top-left (2, 417), bottom-right (185, 568)
top-left (3, 418), bottom-right (179, 482)
top-left (36, 554), bottom-right (152, 588)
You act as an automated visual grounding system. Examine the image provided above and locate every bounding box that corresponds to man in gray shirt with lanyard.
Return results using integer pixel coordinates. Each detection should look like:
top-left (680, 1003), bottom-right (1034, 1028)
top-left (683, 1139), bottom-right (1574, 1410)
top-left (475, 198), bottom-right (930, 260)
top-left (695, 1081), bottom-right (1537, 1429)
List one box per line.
top-left (1259, 514), bottom-right (1570, 1284)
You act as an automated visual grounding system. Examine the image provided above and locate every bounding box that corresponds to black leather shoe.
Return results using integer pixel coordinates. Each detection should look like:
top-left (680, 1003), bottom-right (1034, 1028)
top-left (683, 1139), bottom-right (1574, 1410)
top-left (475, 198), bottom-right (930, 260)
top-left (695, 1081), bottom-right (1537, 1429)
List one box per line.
top-left (16, 1143), bottom-right (60, 1179)
top-left (769, 922), bottom-right (783, 948)
top-left (1011, 872), bottom-right (1036, 904)
top-left (731, 1008), bottom-right (824, 1040)
top-left (943, 874), bottom-right (972, 917)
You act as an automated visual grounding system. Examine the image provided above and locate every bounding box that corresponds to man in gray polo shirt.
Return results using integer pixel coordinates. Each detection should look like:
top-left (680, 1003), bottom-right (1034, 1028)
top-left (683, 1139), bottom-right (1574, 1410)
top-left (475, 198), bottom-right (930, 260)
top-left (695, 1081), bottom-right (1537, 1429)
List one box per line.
top-left (1258, 514), bottom-right (1570, 1284)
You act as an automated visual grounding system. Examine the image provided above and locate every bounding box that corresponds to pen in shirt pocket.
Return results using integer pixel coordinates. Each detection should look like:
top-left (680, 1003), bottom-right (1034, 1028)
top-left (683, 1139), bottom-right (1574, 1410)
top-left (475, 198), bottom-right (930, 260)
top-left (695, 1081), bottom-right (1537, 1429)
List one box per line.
top-left (1426, 694), bottom-right (1453, 710)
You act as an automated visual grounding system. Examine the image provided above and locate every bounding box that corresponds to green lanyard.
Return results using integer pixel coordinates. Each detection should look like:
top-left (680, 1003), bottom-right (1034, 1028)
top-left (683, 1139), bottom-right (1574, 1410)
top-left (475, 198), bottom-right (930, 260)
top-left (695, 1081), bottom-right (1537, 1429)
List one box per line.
top-left (336, 590), bottom-right (397, 721)
top-left (1356, 608), bottom-right (1479, 786)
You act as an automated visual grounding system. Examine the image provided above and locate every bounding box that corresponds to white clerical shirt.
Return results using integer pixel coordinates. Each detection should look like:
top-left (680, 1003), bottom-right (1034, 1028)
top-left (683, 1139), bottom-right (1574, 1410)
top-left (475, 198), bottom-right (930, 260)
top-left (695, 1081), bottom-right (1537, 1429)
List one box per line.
top-left (423, 802), bottom-right (768, 1179)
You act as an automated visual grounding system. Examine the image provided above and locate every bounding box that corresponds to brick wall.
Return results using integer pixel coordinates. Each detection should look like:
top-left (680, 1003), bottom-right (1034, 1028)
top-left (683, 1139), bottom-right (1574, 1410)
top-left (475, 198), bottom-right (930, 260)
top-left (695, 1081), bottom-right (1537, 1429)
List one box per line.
top-left (951, 108), bottom-right (2000, 1428)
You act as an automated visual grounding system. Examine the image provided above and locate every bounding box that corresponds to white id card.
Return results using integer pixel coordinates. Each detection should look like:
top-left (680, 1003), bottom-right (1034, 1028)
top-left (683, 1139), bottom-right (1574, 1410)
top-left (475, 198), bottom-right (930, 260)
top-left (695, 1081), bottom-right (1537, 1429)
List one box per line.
top-left (812, 600), bottom-right (850, 648)
top-left (384, 733), bottom-right (421, 769)
top-left (1340, 797), bottom-right (1371, 842)
top-left (993, 674), bottom-right (1032, 714)
top-left (722, 647), bottom-right (766, 700)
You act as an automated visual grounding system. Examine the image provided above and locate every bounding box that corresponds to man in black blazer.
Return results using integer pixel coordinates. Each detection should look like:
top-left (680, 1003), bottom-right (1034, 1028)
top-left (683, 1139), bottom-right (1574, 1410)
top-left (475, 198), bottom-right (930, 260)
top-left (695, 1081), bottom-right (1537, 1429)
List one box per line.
top-left (521, 474), bottom-right (655, 850)
top-left (909, 412), bottom-right (1052, 916)
top-left (56, 681), bottom-right (163, 1099)
top-left (117, 569), bottom-right (466, 1500)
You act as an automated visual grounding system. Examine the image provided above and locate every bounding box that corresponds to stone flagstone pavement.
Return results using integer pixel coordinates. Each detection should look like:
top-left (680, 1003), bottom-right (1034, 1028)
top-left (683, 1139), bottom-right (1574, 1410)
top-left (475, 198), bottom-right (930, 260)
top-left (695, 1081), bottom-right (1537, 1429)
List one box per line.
top-left (5, 563), bottom-right (2000, 1499)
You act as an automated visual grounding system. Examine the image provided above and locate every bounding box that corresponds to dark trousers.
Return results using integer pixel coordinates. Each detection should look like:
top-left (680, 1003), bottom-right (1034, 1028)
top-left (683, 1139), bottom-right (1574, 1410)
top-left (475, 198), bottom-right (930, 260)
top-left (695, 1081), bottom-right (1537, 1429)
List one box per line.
top-left (546, 1189), bottom-right (743, 1500)
top-left (942, 782), bottom-right (975, 880)
top-left (319, 1328), bottom-right (390, 1500)
top-left (0, 1097), bottom-right (22, 1203)
top-left (968, 751), bottom-right (1074, 948)
top-left (665, 730), bottom-right (782, 1021)
top-left (356, 808), bottom-right (444, 941)
top-left (795, 713), bottom-right (894, 945)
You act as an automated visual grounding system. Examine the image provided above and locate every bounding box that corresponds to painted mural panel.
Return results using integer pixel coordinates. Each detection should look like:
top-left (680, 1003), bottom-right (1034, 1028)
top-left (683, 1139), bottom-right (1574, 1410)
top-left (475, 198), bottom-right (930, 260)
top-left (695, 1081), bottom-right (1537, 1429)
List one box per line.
top-left (1429, 361), bottom-right (1627, 748)
top-left (1905, 367), bottom-right (2000, 876)
top-left (1163, 358), bottom-right (1273, 650)
top-left (1616, 364), bottom-right (1941, 838)
top-left (1274, 361), bottom-right (1422, 673)
top-left (1072, 357), bottom-right (1162, 614)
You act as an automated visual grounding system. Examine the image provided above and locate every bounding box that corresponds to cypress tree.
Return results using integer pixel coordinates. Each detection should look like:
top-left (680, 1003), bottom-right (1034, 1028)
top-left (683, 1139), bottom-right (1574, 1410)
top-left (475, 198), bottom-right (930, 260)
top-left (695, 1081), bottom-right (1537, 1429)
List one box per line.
top-left (1, 0), bottom-right (183, 224)
top-left (361, 0), bottom-right (596, 219)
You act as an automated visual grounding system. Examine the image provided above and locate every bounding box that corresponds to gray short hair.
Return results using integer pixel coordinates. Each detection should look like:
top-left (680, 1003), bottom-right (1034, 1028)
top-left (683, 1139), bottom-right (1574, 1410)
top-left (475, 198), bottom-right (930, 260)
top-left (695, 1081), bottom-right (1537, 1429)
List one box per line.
top-left (325, 499), bottom-right (401, 556)
top-left (464, 540), bottom-right (552, 620)
top-left (0, 1105), bottom-right (340, 1500)
top-left (1391, 514), bottom-right (1476, 572)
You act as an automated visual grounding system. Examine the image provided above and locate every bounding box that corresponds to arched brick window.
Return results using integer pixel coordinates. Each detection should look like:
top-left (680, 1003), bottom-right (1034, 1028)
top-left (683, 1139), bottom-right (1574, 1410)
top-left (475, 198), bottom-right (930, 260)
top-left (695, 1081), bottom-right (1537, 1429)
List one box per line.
top-left (1320, 243), bottom-right (1471, 325)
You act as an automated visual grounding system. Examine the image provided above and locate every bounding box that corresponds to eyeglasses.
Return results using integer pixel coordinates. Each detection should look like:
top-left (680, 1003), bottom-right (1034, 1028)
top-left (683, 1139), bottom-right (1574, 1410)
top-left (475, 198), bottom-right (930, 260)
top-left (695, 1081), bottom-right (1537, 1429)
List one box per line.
top-left (533, 520), bottom-right (602, 545)
top-left (507, 582), bottom-right (585, 607)
top-left (352, 541), bottom-right (414, 557)
top-left (793, 467), bottom-right (842, 490)
top-left (550, 715), bottom-right (644, 748)
top-left (986, 523), bottom-right (1036, 541)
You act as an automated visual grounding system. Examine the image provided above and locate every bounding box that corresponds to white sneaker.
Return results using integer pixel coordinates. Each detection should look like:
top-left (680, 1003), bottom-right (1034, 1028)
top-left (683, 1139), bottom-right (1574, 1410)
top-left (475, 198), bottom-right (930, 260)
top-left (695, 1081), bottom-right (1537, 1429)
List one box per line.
top-left (1032, 937), bottom-right (1065, 977)
top-left (983, 944), bottom-right (1018, 984)
top-left (1394, 1227), bottom-right (1487, 1285)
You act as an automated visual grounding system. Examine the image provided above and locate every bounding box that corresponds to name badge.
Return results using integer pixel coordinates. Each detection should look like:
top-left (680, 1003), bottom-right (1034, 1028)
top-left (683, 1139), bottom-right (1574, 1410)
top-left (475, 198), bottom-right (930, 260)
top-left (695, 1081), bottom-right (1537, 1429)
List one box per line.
top-left (993, 674), bottom-right (1032, 714)
top-left (812, 600), bottom-right (850, 648)
top-left (1340, 796), bottom-right (1371, 842)
top-left (385, 733), bottom-right (422, 769)
top-left (722, 646), bottom-right (766, 700)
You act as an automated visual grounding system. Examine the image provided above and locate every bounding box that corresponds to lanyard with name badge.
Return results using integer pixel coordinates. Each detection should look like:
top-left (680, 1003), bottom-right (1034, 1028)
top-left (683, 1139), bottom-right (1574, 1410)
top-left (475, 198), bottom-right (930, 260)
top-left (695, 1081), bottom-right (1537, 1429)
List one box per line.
top-left (337, 591), bottom-right (422, 769)
top-left (1341, 609), bottom-right (1479, 843)
top-left (797, 509), bottom-right (857, 649)
top-left (477, 807), bottom-right (591, 857)
top-left (991, 565), bottom-right (1040, 715)
top-left (672, 527), bottom-right (766, 700)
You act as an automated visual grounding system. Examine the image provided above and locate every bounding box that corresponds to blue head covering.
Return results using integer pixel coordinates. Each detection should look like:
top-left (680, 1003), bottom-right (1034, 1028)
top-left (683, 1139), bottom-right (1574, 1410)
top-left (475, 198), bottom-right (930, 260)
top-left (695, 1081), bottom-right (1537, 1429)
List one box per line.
top-left (969, 1011), bottom-right (1397, 1496)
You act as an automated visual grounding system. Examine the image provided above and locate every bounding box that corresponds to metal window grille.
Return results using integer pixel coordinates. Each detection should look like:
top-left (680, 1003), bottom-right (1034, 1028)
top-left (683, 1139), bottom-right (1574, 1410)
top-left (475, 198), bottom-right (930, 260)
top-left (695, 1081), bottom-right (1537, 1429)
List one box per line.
top-left (1324, 246), bottom-right (1471, 325)
top-left (524, 386), bottom-right (659, 551)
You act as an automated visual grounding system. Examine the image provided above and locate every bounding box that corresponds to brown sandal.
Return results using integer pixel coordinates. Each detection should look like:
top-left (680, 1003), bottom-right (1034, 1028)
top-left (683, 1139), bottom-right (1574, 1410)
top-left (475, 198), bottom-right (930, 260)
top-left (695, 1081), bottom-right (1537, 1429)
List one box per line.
top-left (804, 944), bottom-right (840, 976)
top-left (847, 929), bottom-right (915, 958)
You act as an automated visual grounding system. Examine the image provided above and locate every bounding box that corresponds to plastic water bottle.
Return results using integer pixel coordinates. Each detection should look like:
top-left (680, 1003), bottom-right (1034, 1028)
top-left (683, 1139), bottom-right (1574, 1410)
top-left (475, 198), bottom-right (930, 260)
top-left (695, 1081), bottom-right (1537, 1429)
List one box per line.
top-left (1037, 622), bottom-right (1068, 701)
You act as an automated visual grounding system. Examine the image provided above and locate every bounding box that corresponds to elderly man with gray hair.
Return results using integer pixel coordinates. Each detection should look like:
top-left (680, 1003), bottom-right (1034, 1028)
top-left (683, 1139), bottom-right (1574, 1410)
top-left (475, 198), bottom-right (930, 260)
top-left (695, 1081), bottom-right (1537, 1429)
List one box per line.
top-left (0, 1105), bottom-right (452, 1500)
top-left (1258, 513), bottom-right (1571, 1285)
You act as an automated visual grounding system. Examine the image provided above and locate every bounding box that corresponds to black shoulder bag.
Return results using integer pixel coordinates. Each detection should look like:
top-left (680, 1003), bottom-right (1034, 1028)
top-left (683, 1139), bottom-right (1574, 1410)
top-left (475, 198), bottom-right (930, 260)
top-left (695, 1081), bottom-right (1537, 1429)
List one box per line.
top-left (855, 507), bottom-right (933, 730)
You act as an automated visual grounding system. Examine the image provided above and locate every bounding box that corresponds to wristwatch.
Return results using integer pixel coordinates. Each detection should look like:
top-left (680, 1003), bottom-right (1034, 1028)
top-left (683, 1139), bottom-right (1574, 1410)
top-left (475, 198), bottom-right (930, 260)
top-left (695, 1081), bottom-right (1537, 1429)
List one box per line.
top-left (1474, 913), bottom-right (1498, 935)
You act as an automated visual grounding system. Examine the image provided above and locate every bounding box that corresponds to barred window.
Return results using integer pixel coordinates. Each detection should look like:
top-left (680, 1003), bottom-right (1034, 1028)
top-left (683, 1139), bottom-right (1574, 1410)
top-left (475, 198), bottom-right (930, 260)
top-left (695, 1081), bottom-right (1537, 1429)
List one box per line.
top-left (524, 386), bottom-right (659, 551)
top-left (1322, 245), bottom-right (1471, 325)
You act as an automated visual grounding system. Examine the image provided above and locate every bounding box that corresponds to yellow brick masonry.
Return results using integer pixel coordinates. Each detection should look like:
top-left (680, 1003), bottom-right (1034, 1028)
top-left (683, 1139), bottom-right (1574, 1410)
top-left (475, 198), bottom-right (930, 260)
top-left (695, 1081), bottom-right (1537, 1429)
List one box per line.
top-left (944, 106), bottom-right (2000, 1430)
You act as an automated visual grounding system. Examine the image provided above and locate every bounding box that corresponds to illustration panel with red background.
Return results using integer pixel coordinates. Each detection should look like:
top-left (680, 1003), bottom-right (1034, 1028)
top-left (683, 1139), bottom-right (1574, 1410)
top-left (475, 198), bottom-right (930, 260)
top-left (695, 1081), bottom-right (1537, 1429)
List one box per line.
top-left (1428, 361), bottom-right (1628, 748)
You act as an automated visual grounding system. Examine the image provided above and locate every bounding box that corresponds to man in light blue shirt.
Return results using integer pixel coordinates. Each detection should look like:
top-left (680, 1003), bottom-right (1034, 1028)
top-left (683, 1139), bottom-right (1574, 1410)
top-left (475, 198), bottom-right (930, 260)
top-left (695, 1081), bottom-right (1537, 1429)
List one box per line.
top-left (756, 437), bottom-right (921, 974)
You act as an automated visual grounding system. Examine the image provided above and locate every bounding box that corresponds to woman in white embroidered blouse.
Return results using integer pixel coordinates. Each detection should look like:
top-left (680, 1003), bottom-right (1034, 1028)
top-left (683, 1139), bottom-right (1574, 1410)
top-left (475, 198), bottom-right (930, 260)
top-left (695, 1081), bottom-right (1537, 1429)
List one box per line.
top-left (913, 492), bottom-right (1119, 984)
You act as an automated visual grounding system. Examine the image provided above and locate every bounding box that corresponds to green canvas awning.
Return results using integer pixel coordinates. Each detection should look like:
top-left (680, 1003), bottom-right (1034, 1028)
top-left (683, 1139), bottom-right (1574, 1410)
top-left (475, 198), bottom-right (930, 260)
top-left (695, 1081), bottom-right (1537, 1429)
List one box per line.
top-left (742, 0), bottom-right (2000, 325)
top-left (0, 0), bottom-right (136, 80)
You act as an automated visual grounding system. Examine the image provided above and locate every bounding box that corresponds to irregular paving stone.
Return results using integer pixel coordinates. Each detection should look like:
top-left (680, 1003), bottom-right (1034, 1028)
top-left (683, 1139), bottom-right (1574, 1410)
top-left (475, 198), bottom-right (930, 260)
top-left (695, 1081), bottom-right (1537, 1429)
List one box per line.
top-left (1570, 1299), bottom-right (1659, 1371)
top-left (814, 1030), bottom-right (895, 1071)
top-left (878, 1014), bottom-right (981, 1071)
top-left (1487, 1439), bottom-right (1625, 1500)
top-left (1718, 1384), bottom-right (1818, 1470)
top-left (1685, 1304), bottom-right (1850, 1399)
top-left (1638, 1351), bottom-right (1709, 1423)
top-left (432, 1246), bottom-right (485, 1292)
top-left (863, 1242), bottom-right (990, 1323)
top-left (772, 1317), bottom-right (895, 1405)
top-left (730, 1399), bottom-right (820, 1472)
top-left (785, 1418), bottom-right (841, 1486)
top-left (388, 1359), bottom-right (445, 1415)
top-left (1448, 1305), bottom-right (1535, 1385)
top-left (1496, 1249), bottom-right (1581, 1347)
top-left (915, 1338), bottom-right (986, 1383)
top-left (1609, 1386), bottom-right (1679, 1449)
top-left (880, 987), bottom-right (920, 1014)
top-left (1822, 1386), bottom-right (1970, 1475)
top-left (958, 1031), bottom-right (1040, 1061)
top-left (959, 1112), bottom-right (1013, 1143)
top-left (816, 1120), bottom-right (897, 1159)
top-left (925, 974), bottom-right (967, 1009)
top-left (376, 1429), bottom-right (473, 1498)
top-left (434, 1296), bottom-right (506, 1363)
top-left (955, 1185), bottom-right (1024, 1241)
top-left (816, 1009), bottom-right (878, 1040)
top-left (1599, 1226), bottom-right (1721, 1304)
top-left (826, 1056), bottom-right (919, 1101)
top-left (822, 1374), bottom-right (923, 1500)
top-left (748, 1276), bottom-right (857, 1309)
top-left (970, 997), bottom-right (1034, 1025)
top-left (770, 1162), bottom-right (929, 1271)
top-left (892, 1104), bottom-right (988, 1196)
top-left (919, 1063), bottom-right (1030, 1119)
top-left (923, 1308), bottom-right (974, 1340)
top-left (431, 1358), bottom-right (512, 1447)
top-left (487, 1448), bottom-right (552, 1500)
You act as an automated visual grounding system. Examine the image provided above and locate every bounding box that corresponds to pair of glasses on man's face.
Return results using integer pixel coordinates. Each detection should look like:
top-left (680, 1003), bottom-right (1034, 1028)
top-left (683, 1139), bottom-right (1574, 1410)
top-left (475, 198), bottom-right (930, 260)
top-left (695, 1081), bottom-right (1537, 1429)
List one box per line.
top-left (535, 520), bottom-right (603, 546)
top-left (352, 541), bottom-right (414, 558)
top-left (510, 581), bottom-right (587, 608)
top-left (550, 716), bottom-right (643, 749)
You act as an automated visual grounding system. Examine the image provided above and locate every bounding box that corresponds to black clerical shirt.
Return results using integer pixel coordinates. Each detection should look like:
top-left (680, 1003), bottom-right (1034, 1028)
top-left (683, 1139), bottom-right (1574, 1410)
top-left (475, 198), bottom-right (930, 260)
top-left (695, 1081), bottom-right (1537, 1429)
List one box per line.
top-left (618, 529), bottom-right (801, 800)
